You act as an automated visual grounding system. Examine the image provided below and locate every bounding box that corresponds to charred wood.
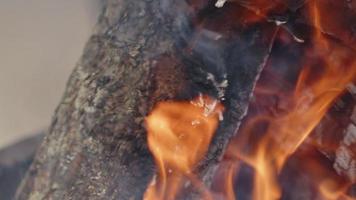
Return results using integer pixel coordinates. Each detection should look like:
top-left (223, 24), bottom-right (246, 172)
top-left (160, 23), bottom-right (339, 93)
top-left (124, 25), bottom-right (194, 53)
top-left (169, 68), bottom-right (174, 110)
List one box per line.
top-left (15, 0), bottom-right (278, 199)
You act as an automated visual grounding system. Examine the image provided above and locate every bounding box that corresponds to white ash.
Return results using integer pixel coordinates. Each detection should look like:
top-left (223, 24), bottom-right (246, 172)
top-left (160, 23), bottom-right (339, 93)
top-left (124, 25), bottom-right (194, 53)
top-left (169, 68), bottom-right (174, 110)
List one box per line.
top-left (201, 99), bottom-right (224, 121)
top-left (343, 124), bottom-right (356, 146)
top-left (292, 35), bottom-right (305, 43)
top-left (207, 72), bottom-right (228, 100)
top-left (191, 93), bottom-right (224, 120)
top-left (206, 100), bottom-right (217, 117)
top-left (215, 0), bottom-right (227, 8)
top-left (334, 123), bottom-right (356, 182)
top-left (282, 27), bottom-right (305, 43)
top-left (334, 147), bottom-right (356, 182)
top-left (347, 83), bottom-right (356, 96)
top-left (267, 18), bottom-right (288, 26)
top-left (335, 146), bottom-right (352, 171)
top-left (274, 20), bottom-right (287, 26)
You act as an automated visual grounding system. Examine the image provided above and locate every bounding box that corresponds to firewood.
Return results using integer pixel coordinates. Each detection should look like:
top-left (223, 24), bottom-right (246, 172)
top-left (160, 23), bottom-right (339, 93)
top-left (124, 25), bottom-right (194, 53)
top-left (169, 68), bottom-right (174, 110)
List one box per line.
top-left (15, 1), bottom-right (278, 199)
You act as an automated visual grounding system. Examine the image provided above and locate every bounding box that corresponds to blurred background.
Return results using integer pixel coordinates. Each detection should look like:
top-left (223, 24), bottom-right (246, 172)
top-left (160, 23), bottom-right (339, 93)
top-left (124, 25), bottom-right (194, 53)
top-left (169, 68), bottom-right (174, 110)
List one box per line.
top-left (0, 0), bottom-right (101, 149)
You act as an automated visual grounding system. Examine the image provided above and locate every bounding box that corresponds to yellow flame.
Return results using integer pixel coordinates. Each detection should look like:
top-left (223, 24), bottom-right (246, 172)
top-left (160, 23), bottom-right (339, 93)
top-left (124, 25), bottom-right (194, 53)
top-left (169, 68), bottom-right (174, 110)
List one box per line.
top-left (144, 95), bottom-right (224, 200)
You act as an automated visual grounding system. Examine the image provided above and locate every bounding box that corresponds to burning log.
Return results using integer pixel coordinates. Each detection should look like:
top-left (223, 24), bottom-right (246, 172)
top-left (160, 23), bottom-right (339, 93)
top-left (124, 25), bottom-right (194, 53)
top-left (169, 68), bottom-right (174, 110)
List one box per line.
top-left (15, 0), bottom-right (277, 199)
top-left (15, 0), bottom-right (356, 199)
top-left (314, 85), bottom-right (356, 184)
top-left (213, 23), bottom-right (356, 199)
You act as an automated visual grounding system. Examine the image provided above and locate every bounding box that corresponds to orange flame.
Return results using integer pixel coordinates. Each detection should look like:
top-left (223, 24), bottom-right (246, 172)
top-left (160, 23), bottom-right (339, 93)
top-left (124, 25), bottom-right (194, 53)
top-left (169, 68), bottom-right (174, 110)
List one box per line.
top-left (143, 1), bottom-right (356, 199)
top-left (224, 48), bottom-right (356, 200)
top-left (222, 1), bottom-right (356, 199)
top-left (293, 149), bottom-right (354, 200)
top-left (144, 95), bottom-right (224, 200)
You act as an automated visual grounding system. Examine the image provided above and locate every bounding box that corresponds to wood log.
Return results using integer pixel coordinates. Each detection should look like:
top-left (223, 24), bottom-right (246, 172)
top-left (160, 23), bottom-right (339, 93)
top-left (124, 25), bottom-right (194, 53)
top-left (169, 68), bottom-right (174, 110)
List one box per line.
top-left (314, 85), bottom-right (356, 184)
top-left (224, 0), bottom-right (356, 50)
top-left (15, 1), bottom-right (278, 199)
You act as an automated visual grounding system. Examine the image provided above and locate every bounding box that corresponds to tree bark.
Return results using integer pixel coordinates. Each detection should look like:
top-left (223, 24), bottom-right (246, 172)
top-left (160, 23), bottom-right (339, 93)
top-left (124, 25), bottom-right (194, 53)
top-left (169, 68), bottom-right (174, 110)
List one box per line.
top-left (15, 0), bottom-right (277, 199)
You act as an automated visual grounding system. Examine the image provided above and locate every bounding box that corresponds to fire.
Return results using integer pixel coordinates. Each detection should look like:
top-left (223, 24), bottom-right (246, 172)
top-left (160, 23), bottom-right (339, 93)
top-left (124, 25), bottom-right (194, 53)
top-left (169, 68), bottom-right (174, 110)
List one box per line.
top-left (221, 1), bottom-right (356, 200)
top-left (144, 95), bottom-right (224, 200)
top-left (223, 47), bottom-right (355, 199)
top-left (143, 1), bottom-right (356, 199)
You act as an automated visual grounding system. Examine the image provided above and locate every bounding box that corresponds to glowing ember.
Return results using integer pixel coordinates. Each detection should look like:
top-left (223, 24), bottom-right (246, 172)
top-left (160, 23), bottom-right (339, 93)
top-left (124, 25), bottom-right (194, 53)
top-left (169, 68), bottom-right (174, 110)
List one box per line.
top-left (144, 95), bottom-right (224, 200)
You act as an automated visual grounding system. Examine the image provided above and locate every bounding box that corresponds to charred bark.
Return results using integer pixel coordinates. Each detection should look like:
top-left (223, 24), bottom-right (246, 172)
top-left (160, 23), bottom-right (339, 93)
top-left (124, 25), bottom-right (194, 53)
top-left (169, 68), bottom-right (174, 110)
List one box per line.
top-left (16, 0), bottom-right (356, 199)
top-left (314, 85), bottom-right (356, 184)
top-left (15, 0), bottom-right (277, 199)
